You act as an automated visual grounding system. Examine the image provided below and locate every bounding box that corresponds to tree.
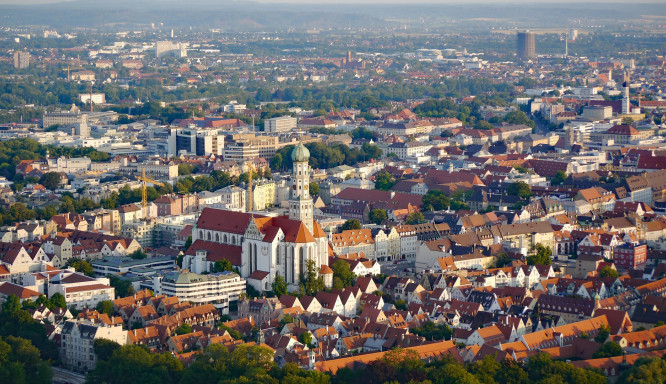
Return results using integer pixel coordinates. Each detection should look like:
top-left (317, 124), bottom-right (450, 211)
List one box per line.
top-left (593, 341), bottom-right (622, 358)
top-left (599, 266), bottom-right (619, 278)
top-left (507, 181), bottom-right (532, 199)
top-left (269, 153), bottom-right (283, 170)
top-left (109, 275), bottom-right (135, 298)
top-left (183, 235), bottom-right (192, 250)
top-left (622, 116), bottom-right (635, 126)
top-left (93, 338), bottom-right (121, 361)
top-left (271, 275), bottom-right (288, 297)
top-left (300, 259), bottom-right (325, 296)
top-left (87, 344), bottom-right (183, 384)
top-left (39, 172), bottom-right (61, 190)
top-left (341, 219), bottom-right (362, 231)
top-left (430, 362), bottom-right (481, 384)
top-left (332, 259), bottom-right (356, 288)
top-left (551, 170), bottom-right (567, 186)
top-left (368, 208), bottom-right (388, 225)
top-left (394, 299), bottom-right (407, 310)
top-left (49, 293), bottom-right (66, 309)
top-left (405, 211), bottom-right (426, 225)
top-left (175, 324), bottom-right (192, 335)
top-left (129, 249), bottom-right (147, 260)
top-left (1, 295), bottom-right (20, 314)
top-left (96, 300), bottom-right (114, 316)
top-left (375, 171), bottom-right (396, 191)
top-left (178, 163), bottom-right (195, 176)
top-left (527, 244), bottom-right (552, 266)
top-left (299, 331), bottom-right (313, 348)
top-left (620, 356), bottom-right (666, 383)
top-left (495, 253), bottom-right (512, 268)
top-left (411, 321), bottom-right (452, 341)
top-left (594, 325), bottom-right (611, 343)
top-left (66, 258), bottom-right (95, 277)
top-left (309, 182), bottom-right (319, 196)
top-left (212, 259), bottom-right (234, 273)
top-left (0, 336), bottom-right (52, 384)
top-left (219, 324), bottom-right (242, 340)
top-left (422, 190), bottom-right (451, 212)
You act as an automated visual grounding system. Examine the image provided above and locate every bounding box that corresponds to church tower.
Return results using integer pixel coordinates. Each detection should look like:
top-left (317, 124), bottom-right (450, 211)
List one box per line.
top-left (289, 142), bottom-right (314, 233)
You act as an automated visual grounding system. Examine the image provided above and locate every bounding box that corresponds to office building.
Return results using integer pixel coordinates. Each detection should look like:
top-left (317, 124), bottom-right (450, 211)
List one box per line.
top-left (13, 51), bottom-right (30, 69)
top-left (517, 31), bottom-right (536, 59)
top-left (265, 116), bottom-right (297, 133)
top-left (79, 93), bottom-right (106, 105)
top-left (152, 270), bottom-right (246, 314)
top-left (173, 126), bottom-right (225, 156)
top-left (155, 41), bottom-right (187, 58)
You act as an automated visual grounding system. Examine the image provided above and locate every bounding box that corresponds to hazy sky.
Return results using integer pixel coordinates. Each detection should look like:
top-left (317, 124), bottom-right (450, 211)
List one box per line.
top-left (0, 0), bottom-right (664, 3)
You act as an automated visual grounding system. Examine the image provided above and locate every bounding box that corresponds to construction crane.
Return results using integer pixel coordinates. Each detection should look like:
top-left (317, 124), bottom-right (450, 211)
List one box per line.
top-left (246, 161), bottom-right (257, 212)
top-left (136, 168), bottom-right (164, 218)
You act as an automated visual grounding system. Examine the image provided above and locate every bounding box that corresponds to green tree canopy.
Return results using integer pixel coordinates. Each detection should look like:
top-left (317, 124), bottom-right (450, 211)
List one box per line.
top-left (66, 258), bottom-right (95, 277)
top-left (309, 182), bottom-right (320, 196)
top-left (422, 190), bottom-right (451, 212)
top-left (527, 244), bottom-right (552, 266)
top-left (300, 259), bottom-right (325, 296)
top-left (271, 275), bottom-right (288, 297)
top-left (375, 171), bottom-right (397, 191)
top-left (175, 324), bottom-right (192, 335)
top-left (405, 211), bottom-right (426, 225)
top-left (599, 266), bottom-right (619, 278)
top-left (341, 219), bottom-right (362, 231)
top-left (507, 181), bottom-right (533, 199)
top-left (551, 170), bottom-right (567, 186)
top-left (369, 208), bottom-right (388, 225)
top-left (592, 341), bottom-right (622, 358)
top-left (332, 259), bottom-right (356, 289)
top-left (212, 259), bottom-right (235, 273)
top-left (38, 172), bottom-right (62, 190)
top-left (96, 300), bottom-right (114, 317)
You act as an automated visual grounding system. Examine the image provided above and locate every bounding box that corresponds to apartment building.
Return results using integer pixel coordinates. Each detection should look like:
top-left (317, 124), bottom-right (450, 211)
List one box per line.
top-left (61, 319), bottom-right (127, 372)
top-left (152, 270), bottom-right (246, 314)
top-left (265, 116), bottom-right (297, 133)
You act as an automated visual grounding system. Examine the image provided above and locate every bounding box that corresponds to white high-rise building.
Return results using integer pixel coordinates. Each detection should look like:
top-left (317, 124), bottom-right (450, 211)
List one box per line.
top-left (264, 116), bottom-right (297, 132)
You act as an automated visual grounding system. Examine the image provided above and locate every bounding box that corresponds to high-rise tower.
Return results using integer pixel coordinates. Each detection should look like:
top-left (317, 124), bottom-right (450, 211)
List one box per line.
top-left (517, 31), bottom-right (536, 60)
top-left (289, 142), bottom-right (314, 234)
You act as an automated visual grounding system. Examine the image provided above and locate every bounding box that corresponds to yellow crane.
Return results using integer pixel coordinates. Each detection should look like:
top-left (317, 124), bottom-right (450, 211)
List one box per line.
top-left (246, 161), bottom-right (257, 212)
top-left (136, 168), bottom-right (165, 218)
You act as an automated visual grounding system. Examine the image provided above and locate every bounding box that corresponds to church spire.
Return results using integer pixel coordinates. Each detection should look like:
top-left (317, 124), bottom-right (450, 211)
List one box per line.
top-left (289, 142), bottom-right (313, 233)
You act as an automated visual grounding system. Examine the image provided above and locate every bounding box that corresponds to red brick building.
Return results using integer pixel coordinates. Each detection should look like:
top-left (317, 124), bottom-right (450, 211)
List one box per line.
top-left (613, 244), bottom-right (647, 270)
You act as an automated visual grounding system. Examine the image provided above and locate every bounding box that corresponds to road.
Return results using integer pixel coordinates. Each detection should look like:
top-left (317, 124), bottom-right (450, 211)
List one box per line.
top-left (380, 260), bottom-right (415, 277)
top-left (52, 366), bottom-right (85, 384)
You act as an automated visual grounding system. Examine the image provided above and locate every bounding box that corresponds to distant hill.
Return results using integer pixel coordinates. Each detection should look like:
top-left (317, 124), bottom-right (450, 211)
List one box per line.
top-left (0, 1), bottom-right (664, 30)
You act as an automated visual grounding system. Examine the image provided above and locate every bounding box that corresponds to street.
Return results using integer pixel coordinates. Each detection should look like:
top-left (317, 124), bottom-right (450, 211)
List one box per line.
top-left (52, 366), bottom-right (86, 384)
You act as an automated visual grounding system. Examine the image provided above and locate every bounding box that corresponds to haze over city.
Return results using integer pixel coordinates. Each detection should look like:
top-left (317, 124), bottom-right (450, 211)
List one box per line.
top-left (0, 1), bottom-right (665, 384)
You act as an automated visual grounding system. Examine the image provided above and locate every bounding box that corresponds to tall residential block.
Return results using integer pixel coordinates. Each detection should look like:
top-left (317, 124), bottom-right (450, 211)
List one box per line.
top-left (517, 31), bottom-right (536, 60)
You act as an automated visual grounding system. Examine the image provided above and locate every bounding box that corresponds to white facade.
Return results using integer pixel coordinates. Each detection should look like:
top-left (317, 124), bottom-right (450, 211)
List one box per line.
top-left (265, 116), bottom-right (297, 133)
top-left (152, 270), bottom-right (246, 314)
top-left (61, 319), bottom-right (127, 372)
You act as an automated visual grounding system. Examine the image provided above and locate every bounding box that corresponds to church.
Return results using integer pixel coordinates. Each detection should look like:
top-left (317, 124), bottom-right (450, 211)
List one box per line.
top-left (183, 143), bottom-right (332, 292)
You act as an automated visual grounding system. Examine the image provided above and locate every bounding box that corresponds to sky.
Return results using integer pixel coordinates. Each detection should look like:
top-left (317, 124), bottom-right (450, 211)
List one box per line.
top-left (0, 0), bottom-right (664, 4)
